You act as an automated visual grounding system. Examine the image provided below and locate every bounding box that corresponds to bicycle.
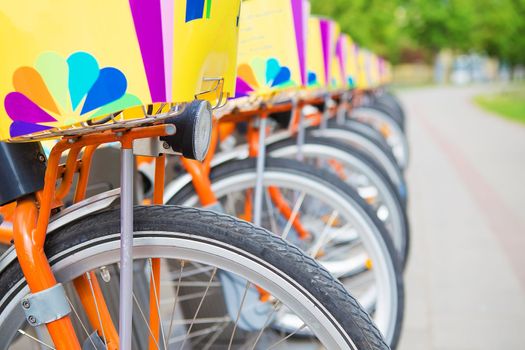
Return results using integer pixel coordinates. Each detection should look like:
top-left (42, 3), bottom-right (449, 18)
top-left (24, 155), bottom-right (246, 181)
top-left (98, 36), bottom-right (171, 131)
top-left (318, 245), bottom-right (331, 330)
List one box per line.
top-left (164, 6), bottom-right (405, 348)
top-left (0, 1), bottom-right (390, 349)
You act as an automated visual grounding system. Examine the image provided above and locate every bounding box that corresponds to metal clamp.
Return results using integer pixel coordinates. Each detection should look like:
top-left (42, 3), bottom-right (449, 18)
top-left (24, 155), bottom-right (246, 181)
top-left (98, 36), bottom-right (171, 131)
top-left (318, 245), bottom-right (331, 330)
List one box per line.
top-left (133, 135), bottom-right (178, 157)
top-left (20, 283), bottom-right (71, 327)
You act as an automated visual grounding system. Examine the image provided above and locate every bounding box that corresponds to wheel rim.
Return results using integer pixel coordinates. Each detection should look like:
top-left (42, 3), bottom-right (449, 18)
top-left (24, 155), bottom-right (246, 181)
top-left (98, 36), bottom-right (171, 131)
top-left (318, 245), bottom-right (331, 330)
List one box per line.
top-left (311, 127), bottom-right (403, 190)
top-left (0, 233), bottom-right (358, 349)
top-left (351, 107), bottom-right (409, 169)
top-left (269, 143), bottom-right (407, 261)
top-left (178, 169), bottom-right (399, 344)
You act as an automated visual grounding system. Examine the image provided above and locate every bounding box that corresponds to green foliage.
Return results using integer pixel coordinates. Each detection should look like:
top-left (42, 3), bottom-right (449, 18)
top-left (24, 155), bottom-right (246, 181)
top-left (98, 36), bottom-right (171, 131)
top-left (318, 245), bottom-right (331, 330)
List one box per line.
top-left (475, 85), bottom-right (525, 124)
top-left (405, 0), bottom-right (476, 52)
top-left (310, 0), bottom-right (407, 62)
top-left (468, 0), bottom-right (523, 64)
top-left (310, 0), bottom-right (525, 65)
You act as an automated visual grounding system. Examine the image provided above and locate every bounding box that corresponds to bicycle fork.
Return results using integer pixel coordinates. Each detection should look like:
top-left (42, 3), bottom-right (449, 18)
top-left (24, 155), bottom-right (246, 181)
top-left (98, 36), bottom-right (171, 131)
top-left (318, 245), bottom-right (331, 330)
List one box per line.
top-left (12, 126), bottom-right (172, 350)
top-left (13, 143), bottom-right (84, 350)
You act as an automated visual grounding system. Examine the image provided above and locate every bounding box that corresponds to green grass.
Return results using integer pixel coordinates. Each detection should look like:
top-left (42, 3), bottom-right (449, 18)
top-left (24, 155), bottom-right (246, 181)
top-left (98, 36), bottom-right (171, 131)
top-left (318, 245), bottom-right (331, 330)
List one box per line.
top-left (475, 86), bottom-right (525, 125)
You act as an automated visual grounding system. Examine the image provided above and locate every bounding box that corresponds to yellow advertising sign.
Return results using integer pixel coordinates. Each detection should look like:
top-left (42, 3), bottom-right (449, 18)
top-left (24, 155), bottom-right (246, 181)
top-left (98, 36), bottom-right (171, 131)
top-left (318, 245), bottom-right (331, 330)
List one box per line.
top-left (0, 0), bottom-right (241, 141)
top-left (306, 16), bottom-right (339, 89)
top-left (368, 52), bottom-right (379, 87)
top-left (235, 0), bottom-right (309, 98)
top-left (356, 47), bottom-right (371, 89)
top-left (336, 34), bottom-right (357, 88)
top-left (307, 17), bottom-right (325, 88)
top-left (329, 22), bottom-right (342, 89)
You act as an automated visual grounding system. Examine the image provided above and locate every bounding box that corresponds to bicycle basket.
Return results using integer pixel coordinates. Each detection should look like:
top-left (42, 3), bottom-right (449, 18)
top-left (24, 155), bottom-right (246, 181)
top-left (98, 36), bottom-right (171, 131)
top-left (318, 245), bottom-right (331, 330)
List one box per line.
top-left (234, 0), bottom-right (309, 100)
top-left (0, 0), bottom-right (241, 142)
top-left (355, 46), bottom-right (372, 90)
top-left (369, 53), bottom-right (381, 88)
top-left (338, 34), bottom-right (358, 89)
top-left (306, 17), bottom-right (340, 91)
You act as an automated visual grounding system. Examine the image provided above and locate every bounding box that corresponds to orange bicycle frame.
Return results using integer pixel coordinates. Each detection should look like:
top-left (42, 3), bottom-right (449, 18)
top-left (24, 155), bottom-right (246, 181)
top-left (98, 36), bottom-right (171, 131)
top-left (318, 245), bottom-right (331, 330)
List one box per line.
top-left (11, 125), bottom-right (171, 350)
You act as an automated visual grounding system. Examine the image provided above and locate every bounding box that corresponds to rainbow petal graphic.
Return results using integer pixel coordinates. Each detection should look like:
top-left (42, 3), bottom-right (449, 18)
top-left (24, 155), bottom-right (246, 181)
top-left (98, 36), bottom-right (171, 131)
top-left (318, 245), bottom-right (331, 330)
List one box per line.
top-left (129, 0), bottom-right (166, 102)
top-left (235, 58), bottom-right (295, 97)
top-left (127, 0), bottom-right (238, 104)
top-left (1, 0), bottom-right (242, 140)
top-left (314, 18), bottom-right (340, 89)
top-left (319, 19), bottom-right (332, 87)
top-left (291, 0), bottom-right (309, 86)
top-left (336, 36), bottom-right (347, 87)
top-left (4, 52), bottom-right (141, 137)
top-left (308, 71), bottom-right (320, 87)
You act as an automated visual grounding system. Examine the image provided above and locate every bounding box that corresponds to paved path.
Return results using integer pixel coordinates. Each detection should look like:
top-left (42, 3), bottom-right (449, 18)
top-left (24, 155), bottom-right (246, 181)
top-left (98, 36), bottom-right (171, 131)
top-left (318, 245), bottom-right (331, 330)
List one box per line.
top-left (397, 85), bottom-right (525, 350)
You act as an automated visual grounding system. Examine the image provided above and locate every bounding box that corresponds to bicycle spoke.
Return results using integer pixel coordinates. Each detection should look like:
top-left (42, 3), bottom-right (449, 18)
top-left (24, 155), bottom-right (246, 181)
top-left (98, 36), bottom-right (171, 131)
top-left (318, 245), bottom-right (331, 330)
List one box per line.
top-left (170, 316), bottom-right (231, 325)
top-left (132, 292), bottom-right (161, 350)
top-left (169, 323), bottom-right (224, 345)
top-left (249, 301), bottom-right (282, 350)
top-left (227, 281), bottom-right (252, 350)
top-left (17, 329), bottom-right (55, 350)
top-left (178, 267), bottom-right (218, 350)
top-left (169, 262), bottom-right (213, 280)
top-left (309, 210), bottom-right (339, 257)
top-left (148, 258), bottom-right (168, 350)
top-left (281, 192), bottom-right (306, 240)
top-left (167, 260), bottom-right (185, 340)
top-left (176, 291), bottom-right (226, 307)
top-left (266, 323), bottom-right (307, 349)
top-left (264, 188), bottom-right (280, 234)
top-left (321, 241), bottom-right (360, 261)
top-left (186, 262), bottom-right (215, 278)
top-left (202, 321), bottom-right (230, 350)
top-left (161, 290), bottom-right (220, 306)
top-left (323, 224), bottom-right (359, 245)
top-left (187, 318), bottom-right (232, 348)
top-left (85, 272), bottom-right (109, 350)
top-left (65, 294), bottom-right (97, 350)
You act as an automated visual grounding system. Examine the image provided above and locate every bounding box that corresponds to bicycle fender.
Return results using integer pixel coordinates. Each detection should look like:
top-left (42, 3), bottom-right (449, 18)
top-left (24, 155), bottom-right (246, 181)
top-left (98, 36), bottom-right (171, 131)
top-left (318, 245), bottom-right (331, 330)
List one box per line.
top-left (0, 189), bottom-right (120, 274)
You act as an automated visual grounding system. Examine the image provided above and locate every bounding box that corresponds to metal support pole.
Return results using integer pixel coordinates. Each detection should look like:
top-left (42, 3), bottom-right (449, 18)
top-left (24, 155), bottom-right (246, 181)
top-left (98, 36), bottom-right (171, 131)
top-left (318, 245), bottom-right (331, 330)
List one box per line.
top-left (253, 114), bottom-right (268, 227)
top-left (337, 91), bottom-right (349, 125)
top-left (119, 147), bottom-right (134, 350)
top-left (294, 98), bottom-right (305, 162)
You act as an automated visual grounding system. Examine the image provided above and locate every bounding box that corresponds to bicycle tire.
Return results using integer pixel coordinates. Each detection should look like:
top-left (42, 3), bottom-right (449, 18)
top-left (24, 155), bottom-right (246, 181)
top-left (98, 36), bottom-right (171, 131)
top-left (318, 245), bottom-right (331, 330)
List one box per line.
top-left (350, 107), bottom-right (409, 170)
top-left (374, 93), bottom-right (405, 125)
top-left (314, 121), bottom-right (407, 204)
top-left (169, 158), bottom-right (404, 348)
top-left (0, 206), bottom-right (389, 349)
top-left (267, 134), bottom-right (410, 266)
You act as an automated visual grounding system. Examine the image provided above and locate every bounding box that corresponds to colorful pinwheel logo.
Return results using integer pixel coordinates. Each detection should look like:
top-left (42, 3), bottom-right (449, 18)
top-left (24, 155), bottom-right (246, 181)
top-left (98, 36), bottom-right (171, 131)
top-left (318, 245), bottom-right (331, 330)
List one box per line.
top-left (186, 0), bottom-right (213, 22)
top-left (235, 58), bottom-right (295, 97)
top-left (4, 52), bottom-right (141, 137)
top-left (307, 71), bottom-right (320, 87)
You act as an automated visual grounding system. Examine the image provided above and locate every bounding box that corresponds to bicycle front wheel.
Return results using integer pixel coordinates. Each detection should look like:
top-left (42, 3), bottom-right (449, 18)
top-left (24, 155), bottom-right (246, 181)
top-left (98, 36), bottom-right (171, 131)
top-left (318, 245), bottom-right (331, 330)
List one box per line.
top-left (0, 206), bottom-right (388, 350)
top-left (170, 158), bottom-right (404, 348)
top-left (267, 135), bottom-right (410, 266)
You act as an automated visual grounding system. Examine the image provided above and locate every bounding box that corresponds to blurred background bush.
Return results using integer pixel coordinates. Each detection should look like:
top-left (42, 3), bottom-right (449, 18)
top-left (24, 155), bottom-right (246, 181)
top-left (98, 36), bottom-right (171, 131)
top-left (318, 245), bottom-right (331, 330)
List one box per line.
top-left (311, 0), bottom-right (525, 86)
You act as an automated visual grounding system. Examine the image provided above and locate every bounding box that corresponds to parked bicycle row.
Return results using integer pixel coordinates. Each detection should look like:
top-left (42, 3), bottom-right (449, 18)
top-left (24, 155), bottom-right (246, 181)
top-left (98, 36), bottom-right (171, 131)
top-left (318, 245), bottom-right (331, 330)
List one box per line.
top-left (0, 0), bottom-right (409, 349)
